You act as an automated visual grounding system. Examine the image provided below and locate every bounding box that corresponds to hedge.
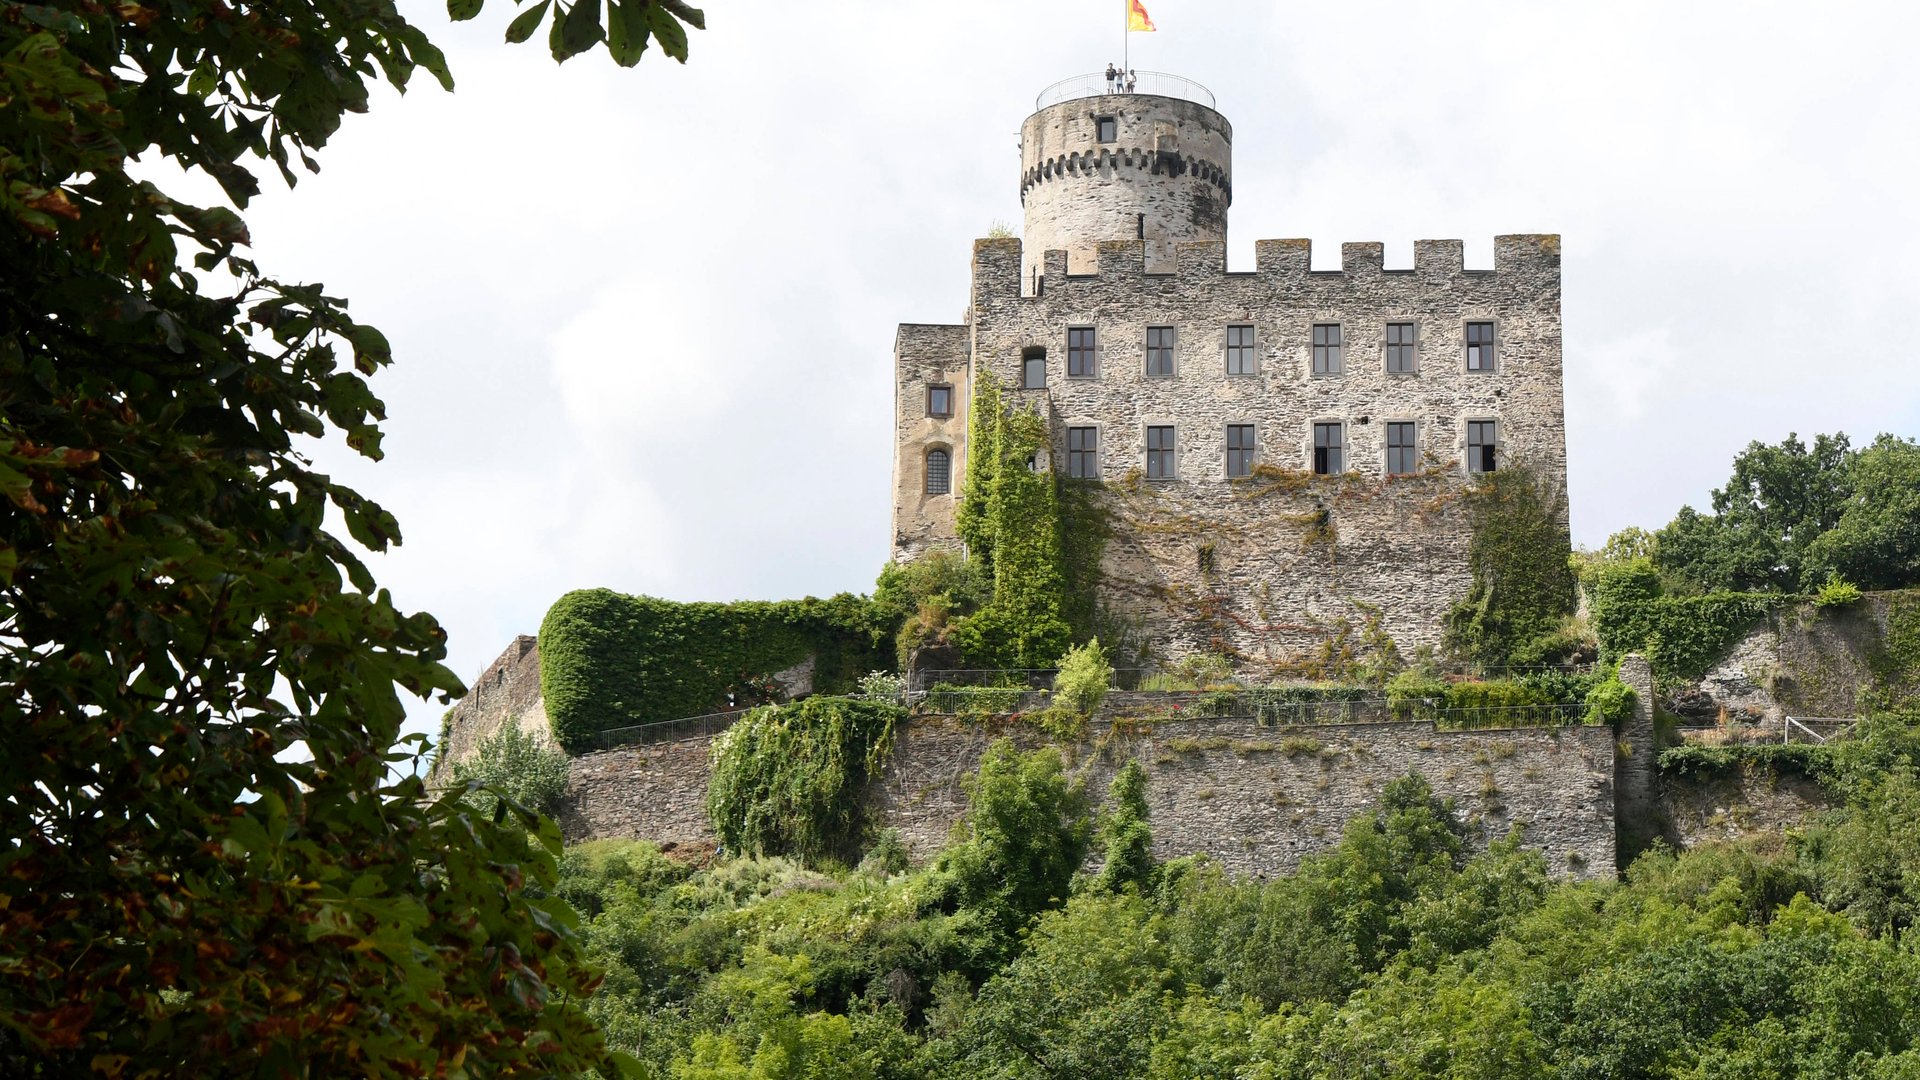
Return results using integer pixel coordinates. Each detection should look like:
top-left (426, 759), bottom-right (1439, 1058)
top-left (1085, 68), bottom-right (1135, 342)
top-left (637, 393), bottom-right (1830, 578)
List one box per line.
top-left (538, 588), bottom-right (889, 753)
top-left (1589, 559), bottom-right (1779, 682)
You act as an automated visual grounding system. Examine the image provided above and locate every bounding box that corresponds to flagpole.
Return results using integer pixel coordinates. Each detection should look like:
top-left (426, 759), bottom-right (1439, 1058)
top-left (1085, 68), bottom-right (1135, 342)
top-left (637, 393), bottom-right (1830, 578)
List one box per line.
top-left (1122, 0), bottom-right (1128, 85)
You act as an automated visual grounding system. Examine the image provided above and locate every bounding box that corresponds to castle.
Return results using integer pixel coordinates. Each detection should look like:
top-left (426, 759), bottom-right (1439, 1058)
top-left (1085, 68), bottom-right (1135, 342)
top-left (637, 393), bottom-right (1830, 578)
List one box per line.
top-left (890, 72), bottom-right (1567, 667)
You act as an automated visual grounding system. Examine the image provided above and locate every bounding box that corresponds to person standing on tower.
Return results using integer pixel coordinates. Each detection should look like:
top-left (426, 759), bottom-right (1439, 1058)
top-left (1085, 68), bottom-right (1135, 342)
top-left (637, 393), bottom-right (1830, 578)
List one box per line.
top-left (1125, 69), bottom-right (1138, 93)
top-left (1106, 63), bottom-right (1118, 92)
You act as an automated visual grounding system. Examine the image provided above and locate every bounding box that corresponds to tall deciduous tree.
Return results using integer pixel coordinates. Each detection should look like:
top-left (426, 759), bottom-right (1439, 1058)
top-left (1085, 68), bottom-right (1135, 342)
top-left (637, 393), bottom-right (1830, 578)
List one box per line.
top-left (1, 0), bottom-right (698, 1073)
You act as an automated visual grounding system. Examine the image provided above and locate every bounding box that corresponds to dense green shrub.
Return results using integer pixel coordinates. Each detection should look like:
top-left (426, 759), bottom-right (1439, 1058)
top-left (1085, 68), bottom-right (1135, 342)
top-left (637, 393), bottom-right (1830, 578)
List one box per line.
top-left (705, 697), bottom-right (903, 865)
top-left (1814, 573), bottom-right (1865, 608)
top-left (538, 588), bottom-right (889, 752)
top-left (932, 740), bottom-right (1092, 943)
top-left (450, 722), bottom-right (571, 818)
top-left (872, 549), bottom-right (988, 668)
top-left (1583, 676), bottom-right (1637, 727)
top-left (1052, 638), bottom-right (1113, 715)
top-left (953, 406), bottom-right (1074, 668)
top-left (1386, 668), bottom-right (1448, 719)
top-left (1094, 760), bottom-right (1156, 895)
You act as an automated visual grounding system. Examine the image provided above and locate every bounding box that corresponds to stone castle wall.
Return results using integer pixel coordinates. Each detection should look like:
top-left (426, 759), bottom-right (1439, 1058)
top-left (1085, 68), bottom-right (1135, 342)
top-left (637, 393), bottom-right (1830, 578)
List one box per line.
top-left (891, 324), bottom-right (971, 561)
top-left (943, 233), bottom-right (1566, 664)
top-left (427, 634), bottom-right (553, 784)
top-left (1020, 93), bottom-right (1232, 280)
top-left (559, 707), bottom-right (1619, 880)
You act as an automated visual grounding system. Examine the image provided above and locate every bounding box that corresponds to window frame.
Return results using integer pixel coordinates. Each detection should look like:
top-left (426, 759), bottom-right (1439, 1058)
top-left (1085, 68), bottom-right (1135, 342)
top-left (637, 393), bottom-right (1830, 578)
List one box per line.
top-left (1225, 323), bottom-right (1256, 376)
top-left (1312, 421), bottom-right (1345, 476)
top-left (1145, 424), bottom-right (1177, 480)
top-left (1385, 321), bottom-right (1418, 375)
top-left (1066, 425), bottom-right (1099, 479)
top-left (1311, 322), bottom-right (1344, 376)
top-left (1145, 325), bottom-right (1176, 377)
top-left (1465, 320), bottom-right (1497, 373)
top-left (1021, 348), bottom-right (1047, 390)
top-left (1226, 423), bottom-right (1257, 479)
top-left (925, 447), bottom-right (952, 495)
top-left (926, 383), bottom-right (953, 418)
top-left (1067, 326), bottom-right (1098, 379)
top-left (1466, 419), bottom-right (1498, 474)
top-left (1385, 420), bottom-right (1418, 476)
top-left (1096, 116), bottom-right (1117, 143)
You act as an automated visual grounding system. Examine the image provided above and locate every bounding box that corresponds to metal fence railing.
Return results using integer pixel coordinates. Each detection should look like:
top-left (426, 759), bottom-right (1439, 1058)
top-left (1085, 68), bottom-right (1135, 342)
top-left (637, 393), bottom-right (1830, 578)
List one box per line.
top-left (596, 709), bottom-right (749, 753)
top-left (1035, 71), bottom-right (1216, 110)
top-left (909, 668), bottom-right (1160, 693)
top-left (1783, 715), bottom-right (1860, 745)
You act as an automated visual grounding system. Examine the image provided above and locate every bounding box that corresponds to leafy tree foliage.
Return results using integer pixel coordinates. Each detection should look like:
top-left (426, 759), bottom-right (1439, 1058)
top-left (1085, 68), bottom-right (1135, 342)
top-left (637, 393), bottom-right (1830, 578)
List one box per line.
top-left (1094, 759), bottom-right (1155, 895)
top-left (1646, 431), bottom-right (1920, 595)
top-left (931, 741), bottom-right (1092, 946)
top-left (705, 697), bottom-right (901, 865)
top-left (0, 0), bottom-right (690, 1072)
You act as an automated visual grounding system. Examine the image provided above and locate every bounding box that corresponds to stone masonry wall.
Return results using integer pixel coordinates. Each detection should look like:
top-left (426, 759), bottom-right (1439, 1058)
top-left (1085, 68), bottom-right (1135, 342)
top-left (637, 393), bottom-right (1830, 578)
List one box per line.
top-left (891, 323), bottom-right (971, 561)
top-left (949, 233), bottom-right (1566, 665)
top-left (428, 635), bottom-right (553, 784)
top-left (560, 711), bottom-right (1617, 880)
top-left (1678, 589), bottom-right (1920, 725)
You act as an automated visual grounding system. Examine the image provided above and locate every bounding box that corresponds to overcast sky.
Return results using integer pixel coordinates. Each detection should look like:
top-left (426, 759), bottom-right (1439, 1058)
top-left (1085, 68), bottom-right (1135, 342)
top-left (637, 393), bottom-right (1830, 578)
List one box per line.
top-left (228, 0), bottom-right (1919, 740)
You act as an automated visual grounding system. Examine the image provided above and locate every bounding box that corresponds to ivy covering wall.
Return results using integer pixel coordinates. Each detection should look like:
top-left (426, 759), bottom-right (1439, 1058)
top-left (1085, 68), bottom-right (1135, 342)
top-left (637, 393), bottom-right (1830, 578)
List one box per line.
top-left (951, 373), bottom-right (1098, 668)
top-left (1587, 559), bottom-right (1778, 683)
top-left (538, 588), bottom-right (888, 753)
top-left (1442, 468), bottom-right (1578, 667)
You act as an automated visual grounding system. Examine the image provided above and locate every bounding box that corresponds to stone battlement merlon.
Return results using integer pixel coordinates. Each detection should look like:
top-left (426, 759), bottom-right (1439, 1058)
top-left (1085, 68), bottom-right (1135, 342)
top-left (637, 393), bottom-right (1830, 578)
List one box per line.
top-left (974, 235), bottom-right (1561, 302)
top-left (1020, 148), bottom-right (1233, 204)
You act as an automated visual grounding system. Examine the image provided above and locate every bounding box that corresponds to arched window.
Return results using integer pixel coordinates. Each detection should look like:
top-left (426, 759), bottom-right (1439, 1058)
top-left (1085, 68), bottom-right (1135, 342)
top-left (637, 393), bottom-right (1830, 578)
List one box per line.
top-left (925, 448), bottom-right (951, 495)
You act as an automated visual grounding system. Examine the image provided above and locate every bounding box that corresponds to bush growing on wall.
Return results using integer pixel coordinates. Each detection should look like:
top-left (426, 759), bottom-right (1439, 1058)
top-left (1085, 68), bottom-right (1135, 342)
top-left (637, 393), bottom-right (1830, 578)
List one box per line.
top-left (705, 697), bottom-right (903, 865)
top-left (451, 723), bottom-right (571, 819)
top-left (1587, 558), bottom-right (1777, 683)
top-left (953, 406), bottom-right (1074, 668)
top-left (539, 588), bottom-right (889, 753)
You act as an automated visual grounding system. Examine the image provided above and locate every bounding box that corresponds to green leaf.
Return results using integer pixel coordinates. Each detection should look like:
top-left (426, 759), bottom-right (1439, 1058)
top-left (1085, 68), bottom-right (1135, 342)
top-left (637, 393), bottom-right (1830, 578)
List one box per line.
top-left (644, 1), bottom-right (689, 61)
top-left (606, 0), bottom-right (650, 67)
top-left (553, 0), bottom-right (604, 61)
top-left (658, 0), bottom-right (704, 30)
top-left (504, 0), bottom-right (552, 43)
top-left (447, 0), bottom-right (484, 19)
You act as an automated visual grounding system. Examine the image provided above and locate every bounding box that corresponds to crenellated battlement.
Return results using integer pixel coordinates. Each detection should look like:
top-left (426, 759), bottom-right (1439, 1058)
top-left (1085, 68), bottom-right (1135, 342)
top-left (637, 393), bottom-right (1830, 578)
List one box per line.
top-left (1020, 148), bottom-right (1232, 203)
top-left (974, 235), bottom-right (1560, 300)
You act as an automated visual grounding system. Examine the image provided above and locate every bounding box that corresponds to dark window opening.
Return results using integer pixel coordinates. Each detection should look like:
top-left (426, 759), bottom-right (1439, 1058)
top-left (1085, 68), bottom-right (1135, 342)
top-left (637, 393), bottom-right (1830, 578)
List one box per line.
top-left (1022, 346), bottom-right (1046, 389)
top-left (1146, 326), bottom-right (1175, 376)
top-left (1097, 116), bottom-right (1117, 143)
top-left (1386, 322), bottom-right (1416, 373)
top-left (1312, 324), bottom-right (1342, 375)
top-left (927, 384), bottom-right (953, 418)
top-left (1226, 324), bottom-right (1255, 375)
top-left (1387, 422), bottom-right (1417, 475)
top-left (1467, 420), bottom-right (1497, 473)
top-left (1137, 213), bottom-right (1145, 239)
top-left (925, 448), bottom-right (951, 495)
top-left (1068, 426), bottom-right (1098, 478)
top-left (1068, 327), bottom-right (1097, 377)
top-left (1313, 422), bottom-right (1344, 475)
top-left (1227, 424), bottom-right (1256, 478)
top-left (1146, 425), bottom-right (1176, 479)
top-left (1466, 321), bottom-right (1496, 371)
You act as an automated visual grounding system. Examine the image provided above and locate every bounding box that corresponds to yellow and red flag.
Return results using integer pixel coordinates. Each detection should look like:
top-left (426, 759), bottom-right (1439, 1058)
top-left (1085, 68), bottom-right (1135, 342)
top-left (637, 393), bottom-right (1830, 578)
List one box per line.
top-left (1127, 0), bottom-right (1155, 32)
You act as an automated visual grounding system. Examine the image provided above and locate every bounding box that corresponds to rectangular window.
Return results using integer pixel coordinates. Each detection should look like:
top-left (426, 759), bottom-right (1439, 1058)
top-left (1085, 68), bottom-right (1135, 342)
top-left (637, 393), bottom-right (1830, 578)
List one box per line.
top-left (1146, 326), bottom-right (1175, 376)
top-left (1467, 420), bottom-right (1498, 473)
top-left (1386, 322), bottom-right (1416, 374)
top-left (1146, 425), bottom-right (1176, 479)
top-left (1226, 424), bottom-right (1256, 478)
top-left (1226, 324), bottom-right (1255, 375)
top-left (1097, 116), bottom-right (1117, 143)
top-left (1068, 327), bottom-right (1097, 378)
top-left (1067, 426), bottom-right (1098, 479)
top-left (1386, 422), bottom-right (1417, 475)
top-left (1313, 422), bottom-right (1344, 475)
top-left (1023, 352), bottom-right (1046, 389)
top-left (927, 384), bottom-right (952, 418)
top-left (1466, 321), bottom-right (1496, 371)
top-left (1312, 324), bottom-right (1342, 375)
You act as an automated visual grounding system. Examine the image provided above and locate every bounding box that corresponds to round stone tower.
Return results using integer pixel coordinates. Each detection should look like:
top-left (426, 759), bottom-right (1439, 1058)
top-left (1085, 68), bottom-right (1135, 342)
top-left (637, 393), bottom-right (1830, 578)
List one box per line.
top-left (1020, 72), bottom-right (1232, 282)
